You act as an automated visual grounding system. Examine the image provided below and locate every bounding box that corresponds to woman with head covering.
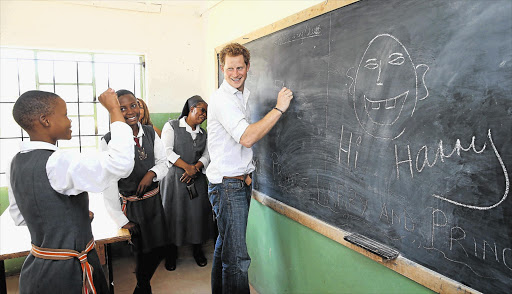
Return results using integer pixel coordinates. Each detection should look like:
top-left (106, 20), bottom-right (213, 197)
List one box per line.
top-left (160, 95), bottom-right (215, 271)
top-left (137, 98), bottom-right (162, 137)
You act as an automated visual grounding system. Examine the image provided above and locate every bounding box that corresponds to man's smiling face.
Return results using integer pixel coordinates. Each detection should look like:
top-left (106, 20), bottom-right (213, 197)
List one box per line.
top-left (222, 55), bottom-right (250, 92)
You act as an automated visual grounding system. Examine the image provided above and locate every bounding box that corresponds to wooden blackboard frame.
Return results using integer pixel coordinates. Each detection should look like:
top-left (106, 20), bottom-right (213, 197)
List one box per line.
top-left (213, 1), bottom-right (485, 293)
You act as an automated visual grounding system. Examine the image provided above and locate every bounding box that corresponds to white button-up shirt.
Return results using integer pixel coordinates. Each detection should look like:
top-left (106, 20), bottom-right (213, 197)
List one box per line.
top-left (206, 81), bottom-right (255, 184)
top-left (7, 121), bottom-right (135, 226)
top-left (101, 122), bottom-right (168, 228)
top-left (160, 116), bottom-right (210, 171)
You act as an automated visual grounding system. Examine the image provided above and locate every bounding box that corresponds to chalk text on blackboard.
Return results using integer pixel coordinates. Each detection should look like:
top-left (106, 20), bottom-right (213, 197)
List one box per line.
top-left (338, 125), bottom-right (361, 169)
top-left (379, 203), bottom-right (416, 232)
top-left (274, 24), bottom-right (322, 46)
top-left (428, 208), bottom-right (512, 273)
top-left (394, 129), bottom-right (509, 210)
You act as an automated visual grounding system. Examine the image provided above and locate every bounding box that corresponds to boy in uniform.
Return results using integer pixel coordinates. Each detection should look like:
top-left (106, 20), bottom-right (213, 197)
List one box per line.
top-left (8, 89), bottom-right (134, 293)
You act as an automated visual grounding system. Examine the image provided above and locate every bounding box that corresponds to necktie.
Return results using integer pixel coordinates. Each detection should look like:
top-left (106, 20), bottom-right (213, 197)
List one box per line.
top-left (134, 137), bottom-right (141, 148)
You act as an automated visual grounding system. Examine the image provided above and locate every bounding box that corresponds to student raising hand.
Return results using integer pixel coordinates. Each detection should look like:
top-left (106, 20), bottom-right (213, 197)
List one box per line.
top-left (8, 89), bottom-right (135, 293)
top-left (98, 88), bottom-right (124, 123)
top-left (101, 89), bottom-right (170, 293)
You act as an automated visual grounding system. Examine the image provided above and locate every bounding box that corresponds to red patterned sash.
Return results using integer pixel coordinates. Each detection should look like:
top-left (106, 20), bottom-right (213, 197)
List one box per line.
top-left (31, 239), bottom-right (97, 294)
top-left (119, 186), bottom-right (159, 215)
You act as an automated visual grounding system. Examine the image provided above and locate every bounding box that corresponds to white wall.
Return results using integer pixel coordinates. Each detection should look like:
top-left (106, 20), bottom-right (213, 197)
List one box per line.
top-left (0, 0), bottom-right (207, 112)
top-left (0, 0), bottom-right (323, 112)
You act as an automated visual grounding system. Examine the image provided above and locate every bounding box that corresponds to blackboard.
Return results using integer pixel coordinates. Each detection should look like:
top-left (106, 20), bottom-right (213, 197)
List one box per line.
top-left (218, 0), bottom-right (512, 293)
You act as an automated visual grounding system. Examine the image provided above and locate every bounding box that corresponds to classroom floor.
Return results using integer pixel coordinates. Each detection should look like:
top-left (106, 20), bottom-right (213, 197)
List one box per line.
top-left (5, 240), bottom-right (259, 294)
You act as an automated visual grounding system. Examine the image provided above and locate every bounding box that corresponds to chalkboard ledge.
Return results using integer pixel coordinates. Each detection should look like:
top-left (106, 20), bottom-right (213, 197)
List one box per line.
top-left (252, 190), bottom-right (481, 294)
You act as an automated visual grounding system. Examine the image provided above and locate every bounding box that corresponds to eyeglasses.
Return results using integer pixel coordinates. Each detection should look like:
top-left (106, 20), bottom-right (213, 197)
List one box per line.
top-left (195, 106), bottom-right (207, 115)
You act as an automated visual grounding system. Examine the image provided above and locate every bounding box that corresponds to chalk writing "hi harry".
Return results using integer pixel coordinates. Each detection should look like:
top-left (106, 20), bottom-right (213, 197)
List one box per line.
top-left (394, 129), bottom-right (509, 210)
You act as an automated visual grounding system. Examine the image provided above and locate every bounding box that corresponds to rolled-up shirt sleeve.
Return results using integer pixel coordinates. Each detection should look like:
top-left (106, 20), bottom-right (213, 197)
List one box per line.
top-left (214, 95), bottom-right (250, 144)
top-left (48, 121), bottom-right (135, 195)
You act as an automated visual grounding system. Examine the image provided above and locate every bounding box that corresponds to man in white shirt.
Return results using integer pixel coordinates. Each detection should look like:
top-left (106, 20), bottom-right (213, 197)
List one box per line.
top-left (206, 43), bottom-right (294, 294)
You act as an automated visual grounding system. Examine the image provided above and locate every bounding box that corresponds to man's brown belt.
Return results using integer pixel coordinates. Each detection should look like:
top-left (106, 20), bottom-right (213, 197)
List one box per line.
top-left (223, 174), bottom-right (252, 186)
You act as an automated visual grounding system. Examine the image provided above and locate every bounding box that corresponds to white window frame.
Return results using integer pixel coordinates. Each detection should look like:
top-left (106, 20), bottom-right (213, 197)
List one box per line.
top-left (0, 47), bottom-right (146, 188)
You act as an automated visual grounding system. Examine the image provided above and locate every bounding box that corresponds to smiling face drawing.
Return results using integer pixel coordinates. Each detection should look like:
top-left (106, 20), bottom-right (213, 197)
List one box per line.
top-left (353, 34), bottom-right (422, 140)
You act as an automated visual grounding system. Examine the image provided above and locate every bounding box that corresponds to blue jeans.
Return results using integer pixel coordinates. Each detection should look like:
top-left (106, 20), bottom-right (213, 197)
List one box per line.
top-left (208, 178), bottom-right (252, 294)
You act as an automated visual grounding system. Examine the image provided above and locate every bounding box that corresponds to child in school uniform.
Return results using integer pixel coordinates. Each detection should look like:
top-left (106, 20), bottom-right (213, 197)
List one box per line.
top-left (102, 89), bottom-right (170, 294)
top-left (8, 89), bottom-right (134, 294)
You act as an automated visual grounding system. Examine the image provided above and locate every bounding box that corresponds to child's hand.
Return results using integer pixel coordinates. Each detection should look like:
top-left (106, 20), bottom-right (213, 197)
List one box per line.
top-left (136, 171), bottom-right (156, 197)
top-left (99, 88), bottom-right (124, 123)
top-left (98, 88), bottom-right (119, 111)
top-left (122, 221), bottom-right (140, 237)
top-left (89, 210), bottom-right (94, 222)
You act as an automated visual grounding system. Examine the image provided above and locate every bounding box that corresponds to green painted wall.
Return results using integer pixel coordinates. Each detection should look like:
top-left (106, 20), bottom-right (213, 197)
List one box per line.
top-left (0, 187), bottom-right (8, 215)
top-left (247, 199), bottom-right (434, 294)
top-left (150, 112), bottom-right (179, 131)
top-left (150, 112), bottom-right (206, 131)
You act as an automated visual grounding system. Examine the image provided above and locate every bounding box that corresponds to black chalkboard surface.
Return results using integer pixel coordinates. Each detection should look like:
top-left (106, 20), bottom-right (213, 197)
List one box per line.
top-left (219, 0), bottom-right (512, 293)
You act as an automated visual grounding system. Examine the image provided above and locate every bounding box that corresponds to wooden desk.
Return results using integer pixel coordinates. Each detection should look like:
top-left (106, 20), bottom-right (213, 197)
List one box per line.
top-left (0, 195), bottom-right (130, 294)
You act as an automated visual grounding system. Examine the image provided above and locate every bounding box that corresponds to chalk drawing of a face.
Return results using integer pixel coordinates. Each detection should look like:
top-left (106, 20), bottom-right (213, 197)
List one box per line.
top-left (348, 34), bottom-right (429, 140)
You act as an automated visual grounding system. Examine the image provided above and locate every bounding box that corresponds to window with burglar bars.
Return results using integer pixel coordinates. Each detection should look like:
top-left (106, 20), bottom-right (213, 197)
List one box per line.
top-left (0, 48), bottom-right (146, 188)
